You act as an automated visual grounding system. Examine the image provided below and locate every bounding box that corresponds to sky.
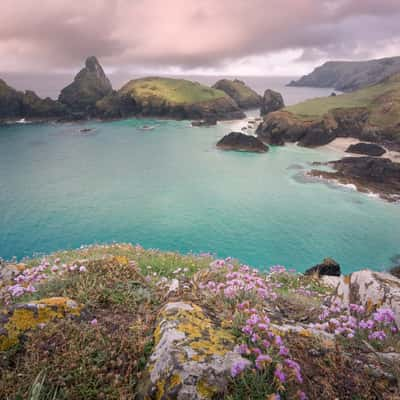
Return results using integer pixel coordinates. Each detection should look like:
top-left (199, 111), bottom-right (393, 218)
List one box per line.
top-left (1, 0), bottom-right (400, 77)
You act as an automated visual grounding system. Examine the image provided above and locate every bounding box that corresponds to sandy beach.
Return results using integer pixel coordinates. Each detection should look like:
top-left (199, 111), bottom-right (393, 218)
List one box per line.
top-left (325, 137), bottom-right (400, 162)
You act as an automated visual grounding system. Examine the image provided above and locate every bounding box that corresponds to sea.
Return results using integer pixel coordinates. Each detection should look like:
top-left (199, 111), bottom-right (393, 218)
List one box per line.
top-left (0, 74), bottom-right (399, 273)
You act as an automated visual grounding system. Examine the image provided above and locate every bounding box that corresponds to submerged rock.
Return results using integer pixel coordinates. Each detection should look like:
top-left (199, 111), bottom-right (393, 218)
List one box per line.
top-left (0, 297), bottom-right (83, 351)
top-left (216, 132), bottom-right (269, 152)
top-left (304, 258), bottom-right (341, 277)
top-left (137, 301), bottom-right (250, 400)
top-left (191, 117), bottom-right (217, 127)
top-left (345, 142), bottom-right (386, 157)
top-left (212, 79), bottom-right (262, 109)
top-left (260, 89), bottom-right (285, 116)
top-left (335, 270), bottom-right (400, 326)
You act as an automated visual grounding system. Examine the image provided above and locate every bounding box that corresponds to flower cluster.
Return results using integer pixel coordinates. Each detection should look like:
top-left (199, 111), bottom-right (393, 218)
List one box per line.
top-left (310, 299), bottom-right (398, 342)
top-left (3, 258), bottom-right (88, 304)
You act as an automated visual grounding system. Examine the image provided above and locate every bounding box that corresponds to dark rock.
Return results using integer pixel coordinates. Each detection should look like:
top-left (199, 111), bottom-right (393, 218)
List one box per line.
top-left (260, 89), bottom-right (284, 116)
top-left (389, 266), bottom-right (400, 279)
top-left (59, 56), bottom-right (113, 115)
top-left (212, 79), bottom-right (262, 109)
top-left (0, 79), bottom-right (23, 119)
top-left (330, 92), bottom-right (337, 96)
top-left (304, 258), bottom-right (341, 277)
top-left (346, 142), bottom-right (386, 157)
top-left (310, 156), bottom-right (400, 201)
top-left (298, 122), bottom-right (337, 147)
top-left (216, 132), bottom-right (268, 152)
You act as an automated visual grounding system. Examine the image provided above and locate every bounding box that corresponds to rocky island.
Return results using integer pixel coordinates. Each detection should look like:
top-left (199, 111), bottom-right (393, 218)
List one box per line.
top-left (1, 243), bottom-right (399, 399)
top-left (0, 57), bottom-right (246, 123)
top-left (212, 79), bottom-right (262, 109)
top-left (288, 56), bottom-right (400, 92)
top-left (216, 131), bottom-right (269, 152)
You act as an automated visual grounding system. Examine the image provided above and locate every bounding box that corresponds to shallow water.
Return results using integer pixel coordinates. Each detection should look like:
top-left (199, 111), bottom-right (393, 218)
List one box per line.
top-left (0, 115), bottom-right (399, 273)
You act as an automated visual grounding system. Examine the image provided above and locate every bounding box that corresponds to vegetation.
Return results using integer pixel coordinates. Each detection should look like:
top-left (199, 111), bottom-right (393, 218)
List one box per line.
top-left (119, 77), bottom-right (227, 105)
top-left (285, 72), bottom-right (400, 126)
top-left (1, 244), bottom-right (399, 399)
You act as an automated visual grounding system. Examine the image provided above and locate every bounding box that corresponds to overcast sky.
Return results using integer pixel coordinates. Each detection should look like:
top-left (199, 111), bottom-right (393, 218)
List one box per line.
top-left (1, 0), bottom-right (400, 76)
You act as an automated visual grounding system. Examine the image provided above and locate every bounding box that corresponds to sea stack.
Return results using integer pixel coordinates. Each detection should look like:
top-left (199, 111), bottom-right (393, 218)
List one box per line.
top-left (216, 131), bottom-right (269, 152)
top-left (59, 56), bottom-right (113, 115)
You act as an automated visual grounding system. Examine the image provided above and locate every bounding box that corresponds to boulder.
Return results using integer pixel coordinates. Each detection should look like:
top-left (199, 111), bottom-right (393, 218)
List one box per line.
top-left (137, 302), bottom-right (250, 400)
top-left (345, 142), bottom-right (386, 157)
top-left (59, 56), bottom-right (113, 115)
top-left (304, 258), bottom-right (341, 277)
top-left (260, 89), bottom-right (285, 116)
top-left (389, 266), bottom-right (400, 279)
top-left (212, 79), bottom-right (262, 109)
top-left (335, 270), bottom-right (400, 326)
top-left (0, 297), bottom-right (83, 351)
top-left (216, 132), bottom-right (269, 152)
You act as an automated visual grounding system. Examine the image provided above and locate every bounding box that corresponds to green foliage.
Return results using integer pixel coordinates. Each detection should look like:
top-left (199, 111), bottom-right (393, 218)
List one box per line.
top-left (119, 77), bottom-right (227, 105)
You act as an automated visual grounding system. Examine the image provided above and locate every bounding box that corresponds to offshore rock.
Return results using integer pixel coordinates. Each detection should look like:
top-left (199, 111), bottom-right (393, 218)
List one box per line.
top-left (0, 297), bottom-right (83, 351)
top-left (137, 302), bottom-right (250, 400)
top-left (335, 270), bottom-right (400, 326)
top-left (345, 142), bottom-right (386, 157)
top-left (216, 131), bottom-right (269, 153)
top-left (260, 89), bottom-right (285, 116)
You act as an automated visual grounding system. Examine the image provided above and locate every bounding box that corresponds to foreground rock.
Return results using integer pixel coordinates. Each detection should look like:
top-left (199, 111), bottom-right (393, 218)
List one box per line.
top-left (345, 142), bottom-right (386, 156)
top-left (309, 156), bottom-right (400, 202)
top-left (390, 266), bottom-right (400, 279)
top-left (59, 56), bottom-right (113, 116)
top-left (335, 270), bottom-right (400, 326)
top-left (260, 89), bottom-right (284, 116)
top-left (305, 258), bottom-right (341, 277)
top-left (212, 79), bottom-right (262, 109)
top-left (0, 297), bottom-right (83, 351)
top-left (137, 302), bottom-right (250, 400)
top-left (217, 132), bottom-right (269, 152)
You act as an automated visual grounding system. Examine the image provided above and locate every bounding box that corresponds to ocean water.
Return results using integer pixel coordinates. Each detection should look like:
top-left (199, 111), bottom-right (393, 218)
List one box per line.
top-left (0, 112), bottom-right (399, 273)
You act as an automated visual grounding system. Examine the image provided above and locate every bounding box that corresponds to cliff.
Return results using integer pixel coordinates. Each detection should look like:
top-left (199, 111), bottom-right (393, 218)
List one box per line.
top-left (1, 243), bottom-right (399, 399)
top-left (288, 56), bottom-right (400, 92)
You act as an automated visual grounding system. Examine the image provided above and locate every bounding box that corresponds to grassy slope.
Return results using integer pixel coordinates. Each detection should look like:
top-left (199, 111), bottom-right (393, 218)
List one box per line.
top-left (224, 80), bottom-right (259, 100)
top-left (119, 77), bottom-right (227, 105)
top-left (285, 73), bottom-right (400, 125)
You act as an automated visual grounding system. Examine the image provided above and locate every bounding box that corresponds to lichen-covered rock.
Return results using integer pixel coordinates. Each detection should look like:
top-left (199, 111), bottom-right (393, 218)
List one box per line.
top-left (0, 297), bottom-right (83, 351)
top-left (137, 301), bottom-right (250, 400)
top-left (335, 270), bottom-right (400, 326)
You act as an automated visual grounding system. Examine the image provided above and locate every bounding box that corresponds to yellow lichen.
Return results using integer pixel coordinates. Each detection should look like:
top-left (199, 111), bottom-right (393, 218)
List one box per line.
top-left (0, 297), bottom-right (82, 351)
top-left (168, 374), bottom-right (182, 388)
top-left (344, 275), bottom-right (351, 285)
top-left (197, 379), bottom-right (218, 398)
top-left (155, 379), bottom-right (165, 400)
top-left (114, 255), bottom-right (129, 266)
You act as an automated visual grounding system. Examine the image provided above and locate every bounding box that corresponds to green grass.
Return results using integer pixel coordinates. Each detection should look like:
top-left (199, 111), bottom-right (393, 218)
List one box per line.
top-left (119, 77), bottom-right (227, 105)
top-left (285, 73), bottom-right (400, 125)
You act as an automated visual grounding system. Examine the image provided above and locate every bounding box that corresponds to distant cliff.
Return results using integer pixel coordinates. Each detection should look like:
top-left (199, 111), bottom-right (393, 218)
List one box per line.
top-left (288, 56), bottom-right (400, 92)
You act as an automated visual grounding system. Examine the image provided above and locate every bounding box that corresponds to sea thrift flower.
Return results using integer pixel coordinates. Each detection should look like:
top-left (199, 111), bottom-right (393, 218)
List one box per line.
top-left (90, 318), bottom-right (98, 326)
top-left (79, 265), bottom-right (87, 272)
top-left (231, 360), bottom-right (248, 377)
top-left (274, 365), bottom-right (286, 383)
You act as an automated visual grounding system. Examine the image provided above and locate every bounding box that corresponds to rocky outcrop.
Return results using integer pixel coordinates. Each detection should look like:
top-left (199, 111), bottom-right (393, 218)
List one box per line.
top-left (59, 56), bottom-right (113, 116)
top-left (346, 142), bottom-right (386, 157)
top-left (217, 132), bottom-right (268, 152)
top-left (0, 297), bottom-right (83, 351)
top-left (191, 117), bottom-right (217, 127)
top-left (309, 156), bottom-right (400, 202)
top-left (288, 56), bottom-right (400, 91)
top-left (137, 302), bottom-right (250, 400)
top-left (335, 270), bottom-right (400, 326)
top-left (305, 258), bottom-right (341, 277)
top-left (260, 89), bottom-right (284, 116)
top-left (0, 80), bottom-right (67, 121)
top-left (212, 79), bottom-right (261, 109)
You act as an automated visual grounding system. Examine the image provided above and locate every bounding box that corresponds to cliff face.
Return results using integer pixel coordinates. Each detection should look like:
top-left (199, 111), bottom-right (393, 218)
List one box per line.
top-left (212, 79), bottom-right (262, 109)
top-left (288, 56), bottom-right (400, 92)
top-left (59, 56), bottom-right (113, 115)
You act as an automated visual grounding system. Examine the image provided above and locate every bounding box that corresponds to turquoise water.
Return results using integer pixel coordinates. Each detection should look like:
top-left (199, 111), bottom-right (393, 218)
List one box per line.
top-left (0, 117), bottom-right (399, 273)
